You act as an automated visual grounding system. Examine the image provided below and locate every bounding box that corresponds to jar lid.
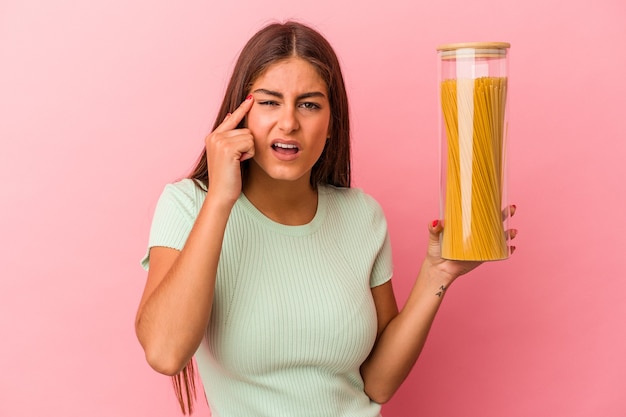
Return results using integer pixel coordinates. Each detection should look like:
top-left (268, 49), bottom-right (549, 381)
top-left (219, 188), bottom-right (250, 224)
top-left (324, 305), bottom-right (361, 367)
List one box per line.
top-left (437, 42), bottom-right (510, 59)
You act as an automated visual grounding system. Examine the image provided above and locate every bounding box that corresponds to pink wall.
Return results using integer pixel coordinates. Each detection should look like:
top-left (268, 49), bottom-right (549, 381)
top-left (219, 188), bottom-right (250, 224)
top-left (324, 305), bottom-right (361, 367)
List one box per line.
top-left (1, 0), bottom-right (625, 416)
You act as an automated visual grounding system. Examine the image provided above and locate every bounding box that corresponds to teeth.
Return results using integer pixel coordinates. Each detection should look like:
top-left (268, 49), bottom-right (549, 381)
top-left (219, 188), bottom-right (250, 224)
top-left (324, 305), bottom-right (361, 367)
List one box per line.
top-left (274, 143), bottom-right (297, 149)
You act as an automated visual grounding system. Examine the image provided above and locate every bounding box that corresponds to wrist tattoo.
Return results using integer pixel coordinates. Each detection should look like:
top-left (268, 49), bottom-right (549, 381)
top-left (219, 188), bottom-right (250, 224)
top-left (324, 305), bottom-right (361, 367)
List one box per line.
top-left (436, 285), bottom-right (447, 298)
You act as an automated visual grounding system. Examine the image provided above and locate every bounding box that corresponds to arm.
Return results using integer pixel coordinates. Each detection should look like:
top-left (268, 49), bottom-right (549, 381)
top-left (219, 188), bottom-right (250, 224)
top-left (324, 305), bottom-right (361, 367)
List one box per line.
top-left (360, 255), bottom-right (454, 404)
top-left (135, 195), bottom-right (234, 376)
top-left (361, 215), bottom-right (517, 403)
top-left (135, 97), bottom-right (255, 375)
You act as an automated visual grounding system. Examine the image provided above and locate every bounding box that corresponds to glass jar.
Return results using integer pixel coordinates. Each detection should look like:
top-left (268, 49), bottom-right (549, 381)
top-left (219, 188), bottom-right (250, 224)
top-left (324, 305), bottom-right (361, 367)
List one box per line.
top-left (437, 42), bottom-right (510, 261)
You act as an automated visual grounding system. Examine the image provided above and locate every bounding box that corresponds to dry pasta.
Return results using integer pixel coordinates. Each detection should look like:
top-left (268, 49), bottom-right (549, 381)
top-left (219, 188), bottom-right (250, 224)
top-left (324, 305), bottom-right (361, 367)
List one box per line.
top-left (440, 76), bottom-right (508, 261)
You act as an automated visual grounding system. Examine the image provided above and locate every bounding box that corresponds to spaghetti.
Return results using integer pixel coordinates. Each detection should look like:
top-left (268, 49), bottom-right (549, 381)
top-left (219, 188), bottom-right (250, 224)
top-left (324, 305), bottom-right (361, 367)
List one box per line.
top-left (440, 76), bottom-right (508, 261)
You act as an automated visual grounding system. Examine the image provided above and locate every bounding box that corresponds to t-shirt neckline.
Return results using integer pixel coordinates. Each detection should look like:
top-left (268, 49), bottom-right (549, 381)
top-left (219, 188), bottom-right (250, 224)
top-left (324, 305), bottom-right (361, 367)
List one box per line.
top-left (237, 187), bottom-right (328, 236)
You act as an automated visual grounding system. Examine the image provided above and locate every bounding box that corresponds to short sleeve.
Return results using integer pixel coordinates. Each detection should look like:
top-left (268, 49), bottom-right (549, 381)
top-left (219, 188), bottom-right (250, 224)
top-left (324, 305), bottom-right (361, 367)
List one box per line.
top-left (140, 180), bottom-right (205, 270)
top-left (361, 193), bottom-right (393, 288)
top-left (370, 229), bottom-right (393, 288)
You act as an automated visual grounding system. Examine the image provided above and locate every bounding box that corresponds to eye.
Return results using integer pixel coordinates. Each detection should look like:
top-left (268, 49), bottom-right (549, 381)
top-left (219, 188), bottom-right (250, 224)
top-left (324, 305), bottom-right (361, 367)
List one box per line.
top-left (258, 100), bottom-right (279, 107)
top-left (299, 102), bottom-right (321, 110)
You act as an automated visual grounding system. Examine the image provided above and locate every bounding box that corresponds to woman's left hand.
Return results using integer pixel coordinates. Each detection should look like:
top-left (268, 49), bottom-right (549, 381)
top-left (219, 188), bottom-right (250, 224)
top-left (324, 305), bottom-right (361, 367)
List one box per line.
top-left (426, 205), bottom-right (518, 284)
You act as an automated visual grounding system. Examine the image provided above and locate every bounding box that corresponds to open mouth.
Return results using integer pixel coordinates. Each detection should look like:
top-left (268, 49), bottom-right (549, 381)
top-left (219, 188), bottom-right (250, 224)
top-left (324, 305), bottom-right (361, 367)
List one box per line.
top-left (272, 143), bottom-right (300, 155)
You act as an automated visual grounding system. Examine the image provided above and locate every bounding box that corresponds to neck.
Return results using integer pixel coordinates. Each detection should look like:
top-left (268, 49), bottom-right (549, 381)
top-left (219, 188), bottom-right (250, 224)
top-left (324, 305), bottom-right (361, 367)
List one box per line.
top-left (243, 167), bottom-right (319, 226)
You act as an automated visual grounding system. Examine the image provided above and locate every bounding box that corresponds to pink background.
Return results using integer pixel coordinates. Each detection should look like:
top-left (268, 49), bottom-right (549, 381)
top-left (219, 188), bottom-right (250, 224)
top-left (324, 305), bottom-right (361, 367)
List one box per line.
top-left (1, 0), bottom-right (625, 416)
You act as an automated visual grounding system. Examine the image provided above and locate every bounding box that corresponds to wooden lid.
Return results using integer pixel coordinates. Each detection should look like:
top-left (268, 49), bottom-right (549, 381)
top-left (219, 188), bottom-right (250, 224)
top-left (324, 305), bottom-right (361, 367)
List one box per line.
top-left (437, 42), bottom-right (510, 51)
top-left (437, 42), bottom-right (510, 59)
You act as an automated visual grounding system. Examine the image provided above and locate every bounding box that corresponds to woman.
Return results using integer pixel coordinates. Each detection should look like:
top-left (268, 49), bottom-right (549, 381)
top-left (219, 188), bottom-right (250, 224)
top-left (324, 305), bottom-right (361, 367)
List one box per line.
top-left (135, 21), bottom-right (516, 416)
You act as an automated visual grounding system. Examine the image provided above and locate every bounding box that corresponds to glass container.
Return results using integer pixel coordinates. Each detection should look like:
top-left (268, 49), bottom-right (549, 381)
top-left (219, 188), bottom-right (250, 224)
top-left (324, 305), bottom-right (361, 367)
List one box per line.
top-left (437, 42), bottom-right (510, 261)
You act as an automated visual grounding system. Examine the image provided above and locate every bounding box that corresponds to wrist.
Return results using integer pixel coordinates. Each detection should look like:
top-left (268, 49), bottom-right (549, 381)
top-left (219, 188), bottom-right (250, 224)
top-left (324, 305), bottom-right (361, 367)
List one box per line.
top-left (420, 258), bottom-right (458, 289)
top-left (205, 188), bottom-right (239, 210)
top-left (199, 190), bottom-right (238, 225)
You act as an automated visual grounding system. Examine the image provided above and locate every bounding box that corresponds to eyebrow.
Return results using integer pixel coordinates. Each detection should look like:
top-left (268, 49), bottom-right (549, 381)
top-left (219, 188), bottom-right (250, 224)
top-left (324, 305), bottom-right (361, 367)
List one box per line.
top-left (252, 88), bottom-right (327, 100)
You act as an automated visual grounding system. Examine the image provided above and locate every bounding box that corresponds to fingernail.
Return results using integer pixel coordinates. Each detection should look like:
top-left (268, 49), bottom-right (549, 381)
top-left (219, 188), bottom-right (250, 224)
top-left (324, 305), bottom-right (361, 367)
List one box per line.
top-left (246, 94), bottom-right (253, 101)
top-left (432, 220), bottom-right (439, 228)
top-left (226, 112), bottom-right (231, 117)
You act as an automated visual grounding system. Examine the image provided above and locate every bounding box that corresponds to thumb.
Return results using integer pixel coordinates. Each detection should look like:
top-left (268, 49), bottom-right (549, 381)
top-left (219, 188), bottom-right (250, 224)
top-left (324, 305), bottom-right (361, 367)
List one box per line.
top-left (429, 219), bottom-right (443, 238)
top-left (427, 219), bottom-right (443, 257)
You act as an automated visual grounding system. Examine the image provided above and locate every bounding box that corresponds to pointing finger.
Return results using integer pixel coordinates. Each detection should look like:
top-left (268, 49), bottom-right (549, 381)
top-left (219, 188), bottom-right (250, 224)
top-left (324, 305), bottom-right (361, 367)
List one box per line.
top-left (216, 95), bottom-right (254, 133)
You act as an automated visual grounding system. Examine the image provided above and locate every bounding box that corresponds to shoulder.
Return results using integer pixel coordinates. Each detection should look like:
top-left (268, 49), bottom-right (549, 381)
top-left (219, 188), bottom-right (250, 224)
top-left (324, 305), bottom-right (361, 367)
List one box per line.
top-left (141, 179), bottom-right (206, 269)
top-left (321, 185), bottom-right (386, 225)
top-left (322, 185), bottom-right (383, 210)
top-left (161, 178), bottom-right (206, 205)
top-left (153, 178), bottom-right (207, 220)
top-left (163, 178), bottom-right (206, 197)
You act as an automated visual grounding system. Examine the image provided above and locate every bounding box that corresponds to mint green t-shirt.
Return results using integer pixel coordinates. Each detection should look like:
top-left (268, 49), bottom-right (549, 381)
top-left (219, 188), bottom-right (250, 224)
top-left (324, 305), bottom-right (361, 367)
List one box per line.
top-left (142, 179), bottom-right (393, 417)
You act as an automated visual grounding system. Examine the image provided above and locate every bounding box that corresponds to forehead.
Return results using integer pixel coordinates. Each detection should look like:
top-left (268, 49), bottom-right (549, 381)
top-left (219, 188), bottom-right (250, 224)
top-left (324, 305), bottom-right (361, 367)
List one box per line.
top-left (251, 57), bottom-right (328, 93)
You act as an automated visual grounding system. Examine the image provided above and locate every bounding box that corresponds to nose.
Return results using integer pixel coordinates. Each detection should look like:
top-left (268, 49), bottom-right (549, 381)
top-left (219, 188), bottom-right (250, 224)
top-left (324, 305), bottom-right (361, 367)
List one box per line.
top-left (277, 105), bottom-right (299, 134)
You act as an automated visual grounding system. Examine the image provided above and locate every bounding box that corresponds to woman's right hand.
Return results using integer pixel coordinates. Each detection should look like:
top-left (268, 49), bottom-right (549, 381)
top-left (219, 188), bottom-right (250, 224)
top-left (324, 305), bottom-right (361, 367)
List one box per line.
top-left (136, 96), bottom-right (256, 375)
top-left (205, 95), bottom-right (255, 205)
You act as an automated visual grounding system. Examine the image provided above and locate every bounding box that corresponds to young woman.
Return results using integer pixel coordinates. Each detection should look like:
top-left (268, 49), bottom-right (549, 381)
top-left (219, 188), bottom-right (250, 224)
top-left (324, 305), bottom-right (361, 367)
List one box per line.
top-left (135, 21), bottom-right (516, 416)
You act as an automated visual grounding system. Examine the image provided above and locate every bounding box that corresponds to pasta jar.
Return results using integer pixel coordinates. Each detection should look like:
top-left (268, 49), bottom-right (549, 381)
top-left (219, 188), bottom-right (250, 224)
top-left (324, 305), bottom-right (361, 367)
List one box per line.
top-left (437, 42), bottom-right (510, 261)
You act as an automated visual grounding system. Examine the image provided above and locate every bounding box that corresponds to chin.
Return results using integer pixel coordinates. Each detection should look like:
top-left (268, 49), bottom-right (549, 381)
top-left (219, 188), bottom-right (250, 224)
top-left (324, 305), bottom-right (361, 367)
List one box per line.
top-left (265, 168), bottom-right (313, 185)
top-left (269, 172), bottom-right (309, 183)
top-left (250, 159), bottom-right (313, 185)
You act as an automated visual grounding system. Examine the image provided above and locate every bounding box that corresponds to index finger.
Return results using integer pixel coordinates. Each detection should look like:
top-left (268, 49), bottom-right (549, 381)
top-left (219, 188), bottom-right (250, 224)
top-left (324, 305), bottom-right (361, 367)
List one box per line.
top-left (215, 95), bottom-right (254, 133)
